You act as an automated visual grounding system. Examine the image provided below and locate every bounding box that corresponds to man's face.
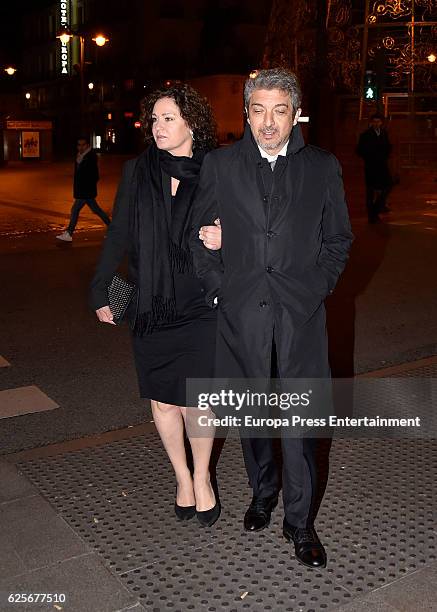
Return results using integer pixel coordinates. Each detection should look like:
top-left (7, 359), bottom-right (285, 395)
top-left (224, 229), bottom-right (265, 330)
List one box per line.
top-left (371, 118), bottom-right (383, 130)
top-left (247, 88), bottom-right (301, 155)
top-left (77, 139), bottom-right (88, 154)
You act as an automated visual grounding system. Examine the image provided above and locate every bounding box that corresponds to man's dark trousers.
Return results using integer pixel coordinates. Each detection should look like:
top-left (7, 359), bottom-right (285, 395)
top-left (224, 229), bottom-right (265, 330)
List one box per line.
top-left (67, 198), bottom-right (110, 234)
top-left (240, 340), bottom-right (318, 529)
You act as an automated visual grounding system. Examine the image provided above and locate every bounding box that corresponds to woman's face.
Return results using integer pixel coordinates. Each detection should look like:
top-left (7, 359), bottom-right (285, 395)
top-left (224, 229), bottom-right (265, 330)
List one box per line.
top-left (151, 97), bottom-right (193, 156)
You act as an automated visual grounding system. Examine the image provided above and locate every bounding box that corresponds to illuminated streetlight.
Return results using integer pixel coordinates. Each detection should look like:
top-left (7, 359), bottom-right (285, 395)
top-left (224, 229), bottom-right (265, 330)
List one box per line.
top-left (4, 66), bottom-right (17, 76)
top-left (92, 35), bottom-right (109, 47)
top-left (56, 29), bottom-right (73, 45)
top-left (428, 54), bottom-right (436, 63)
top-left (55, 30), bottom-right (109, 127)
top-left (25, 92), bottom-right (31, 99)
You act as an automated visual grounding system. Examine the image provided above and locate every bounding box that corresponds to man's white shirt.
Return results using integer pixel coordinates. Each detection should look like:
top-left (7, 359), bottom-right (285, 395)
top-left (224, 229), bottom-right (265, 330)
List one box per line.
top-left (257, 141), bottom-right (289, 164)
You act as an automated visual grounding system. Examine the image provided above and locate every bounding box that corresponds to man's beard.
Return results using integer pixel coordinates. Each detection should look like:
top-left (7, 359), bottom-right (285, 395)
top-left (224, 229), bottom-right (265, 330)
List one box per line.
top-left (256, 130), bottom-right (286, 153)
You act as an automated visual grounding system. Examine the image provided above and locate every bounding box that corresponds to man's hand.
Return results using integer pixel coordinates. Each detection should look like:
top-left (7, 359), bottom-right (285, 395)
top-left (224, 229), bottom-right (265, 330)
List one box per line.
top-left (96, 305), bottom-right (115, 324)
top-left (199, 218), bottom-right (221, 250)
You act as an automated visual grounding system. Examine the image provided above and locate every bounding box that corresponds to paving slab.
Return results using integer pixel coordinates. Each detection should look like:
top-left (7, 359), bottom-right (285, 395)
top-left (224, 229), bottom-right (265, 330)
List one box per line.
top-left (0, 553), bottom-right (137, 612)
top-left (0, 355), bottom-right (11, 367)
top-left (335, 599), bottom-right (400, 611)
top-left (0, 495), bottom-right (88, 572)
top-left (0, 461), bottom-right (38, 503)
top-left (0, 385), bottom-right (59, 419)
top-left (354, 562), bottom-right (437, 612)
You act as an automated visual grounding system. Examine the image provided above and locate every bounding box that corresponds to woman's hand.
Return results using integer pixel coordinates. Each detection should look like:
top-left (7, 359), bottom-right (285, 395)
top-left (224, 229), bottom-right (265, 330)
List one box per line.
top-left (199, 218), bottom-right (221, 250)
top-left (96, 305), bottom-right (116, 325)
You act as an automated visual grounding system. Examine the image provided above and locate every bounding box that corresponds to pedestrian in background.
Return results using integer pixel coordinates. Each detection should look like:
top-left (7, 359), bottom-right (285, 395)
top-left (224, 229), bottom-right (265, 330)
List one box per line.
top-left (57, 136), bottom-right (110, 242)
top-left (356, 113), bottom-right (393, 224)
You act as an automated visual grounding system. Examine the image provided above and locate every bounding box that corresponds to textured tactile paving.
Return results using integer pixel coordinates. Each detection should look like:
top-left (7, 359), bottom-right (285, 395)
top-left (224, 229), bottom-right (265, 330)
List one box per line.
top-left (18, 432), bottom-right (437, 611)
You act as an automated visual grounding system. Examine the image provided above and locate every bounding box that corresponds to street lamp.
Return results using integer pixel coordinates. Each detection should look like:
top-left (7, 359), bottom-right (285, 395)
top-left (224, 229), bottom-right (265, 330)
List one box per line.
top-left (4, 66), bottom-right (17, 76)
top-left (92, 35), bottom-right (109, 47)
top-left (56, 29), bottom-right (109, 128)
top-left (57, 30), bottom-right (73, 45)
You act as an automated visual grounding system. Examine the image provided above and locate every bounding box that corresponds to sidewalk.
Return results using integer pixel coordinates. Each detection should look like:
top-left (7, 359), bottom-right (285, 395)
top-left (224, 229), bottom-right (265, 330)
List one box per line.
top-left (2, 358), bottom-right (437, 612)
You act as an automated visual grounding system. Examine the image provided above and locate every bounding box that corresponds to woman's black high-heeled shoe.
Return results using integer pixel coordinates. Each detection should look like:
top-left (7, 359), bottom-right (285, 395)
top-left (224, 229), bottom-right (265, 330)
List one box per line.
top-left (174, 484), bottom-right (196, 520)
top-left (196, 499), bottom-right (221, 527)
top-left (174, 502), bottom-right (196, 520)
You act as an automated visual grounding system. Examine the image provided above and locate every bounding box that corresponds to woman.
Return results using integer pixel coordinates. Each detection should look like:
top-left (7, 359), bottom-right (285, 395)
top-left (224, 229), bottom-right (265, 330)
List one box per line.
top-left (90, 84), bottom-right (221, 527)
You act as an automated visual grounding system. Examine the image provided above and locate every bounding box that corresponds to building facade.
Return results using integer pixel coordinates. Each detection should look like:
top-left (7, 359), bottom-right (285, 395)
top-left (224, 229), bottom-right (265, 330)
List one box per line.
top-left (19, 0), bottom-right (271, 155)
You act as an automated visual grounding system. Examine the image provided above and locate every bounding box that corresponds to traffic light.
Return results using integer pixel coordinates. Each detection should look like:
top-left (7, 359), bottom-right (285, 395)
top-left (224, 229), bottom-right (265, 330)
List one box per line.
top-left (364, 70), bottom-right (378, 101)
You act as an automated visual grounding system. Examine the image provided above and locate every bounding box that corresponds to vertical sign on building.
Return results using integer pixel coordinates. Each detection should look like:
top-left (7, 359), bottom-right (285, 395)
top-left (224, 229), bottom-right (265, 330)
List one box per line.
top-left (58, 0), bottom-right (71, 75)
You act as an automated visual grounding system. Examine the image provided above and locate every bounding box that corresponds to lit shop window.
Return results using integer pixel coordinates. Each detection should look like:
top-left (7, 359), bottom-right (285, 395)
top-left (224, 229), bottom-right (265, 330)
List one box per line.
top-left (107, 128), bottom-right (116, 144)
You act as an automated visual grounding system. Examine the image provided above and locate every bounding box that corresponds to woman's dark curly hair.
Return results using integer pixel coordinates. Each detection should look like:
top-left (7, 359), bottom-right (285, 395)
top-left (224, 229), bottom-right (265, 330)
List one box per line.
top-left (140, 83), bottom-right (218, 151)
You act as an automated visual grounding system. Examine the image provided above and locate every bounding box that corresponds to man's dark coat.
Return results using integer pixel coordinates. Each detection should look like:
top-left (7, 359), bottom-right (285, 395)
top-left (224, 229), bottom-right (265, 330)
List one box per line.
top-left (356, 127), bottom-right (392, 190)
top-left (74, 149), bottom-right (99, 199)
top-left (191, 124), bottom-right (353, 381)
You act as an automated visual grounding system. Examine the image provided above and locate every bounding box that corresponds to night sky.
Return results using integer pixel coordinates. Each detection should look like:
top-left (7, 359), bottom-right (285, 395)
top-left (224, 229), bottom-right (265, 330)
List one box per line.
top-left (0, 1), bottom-right (67, 67)
top-left (0, 6), bottom-right (22, 66)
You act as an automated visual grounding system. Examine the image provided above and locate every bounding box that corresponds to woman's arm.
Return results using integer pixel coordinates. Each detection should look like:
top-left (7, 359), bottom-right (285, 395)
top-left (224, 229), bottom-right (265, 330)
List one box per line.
top-left (89, 159), bottom-right (135, 311)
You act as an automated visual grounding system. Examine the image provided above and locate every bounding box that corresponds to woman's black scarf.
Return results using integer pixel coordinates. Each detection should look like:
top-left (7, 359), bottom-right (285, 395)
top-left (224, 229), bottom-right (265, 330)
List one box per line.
top-left (131, 143), bottom-right (205, 336)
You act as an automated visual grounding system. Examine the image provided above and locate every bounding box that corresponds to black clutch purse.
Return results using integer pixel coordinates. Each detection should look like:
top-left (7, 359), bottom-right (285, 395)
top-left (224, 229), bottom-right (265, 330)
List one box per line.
top-left (107, 274), bottom-right (137, 325)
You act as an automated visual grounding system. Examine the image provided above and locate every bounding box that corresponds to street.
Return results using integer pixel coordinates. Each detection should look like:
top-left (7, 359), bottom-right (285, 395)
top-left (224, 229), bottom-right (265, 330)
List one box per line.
top-left (0, 156), bottom-right (128, 238)
top-left (0, 157), bottom-right (437, 452)
top-left (1, 158), bottom-right (437, 612)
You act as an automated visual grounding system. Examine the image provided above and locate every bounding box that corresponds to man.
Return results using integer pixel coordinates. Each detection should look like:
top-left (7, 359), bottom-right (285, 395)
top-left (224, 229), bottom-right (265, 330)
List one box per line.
top-left (191, 68), bottom-right (353, 568)
top-left (356, 113), bottom-right (392, 223)
top-left (56, 137), bottom-right (110, 242)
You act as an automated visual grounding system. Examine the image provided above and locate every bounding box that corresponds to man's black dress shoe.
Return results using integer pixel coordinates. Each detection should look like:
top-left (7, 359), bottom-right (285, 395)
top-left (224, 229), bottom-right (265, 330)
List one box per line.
top-left (174, 502), bottom-right (196, 521)
top-left (196, 500), bottom-right (221, 527)
top-left (283, 520), bottom-right (327, 568)
top-left (244, 494), bottom-right (278, 532)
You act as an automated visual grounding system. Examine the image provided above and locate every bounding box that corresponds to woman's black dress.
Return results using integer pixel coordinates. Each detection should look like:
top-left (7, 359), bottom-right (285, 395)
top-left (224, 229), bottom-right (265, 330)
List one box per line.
top-left (132, 195), bottom-right (216, 406)
top-left (132, 273), bottom-right (216, 405)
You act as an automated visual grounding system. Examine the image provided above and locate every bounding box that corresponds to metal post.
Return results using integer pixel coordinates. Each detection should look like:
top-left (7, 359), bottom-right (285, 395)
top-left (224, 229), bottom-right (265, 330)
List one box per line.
top-left (80, 35), bottom-right (85, 128)
top-left (409, 0), bottom-right (416, 124)
top-left (359, 0), bottom-right (370, 121)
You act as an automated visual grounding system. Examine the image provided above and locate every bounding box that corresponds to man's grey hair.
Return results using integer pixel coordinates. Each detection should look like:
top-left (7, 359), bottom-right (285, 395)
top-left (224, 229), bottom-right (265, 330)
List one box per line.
top-left (244, 68), bottom-right (302, 114)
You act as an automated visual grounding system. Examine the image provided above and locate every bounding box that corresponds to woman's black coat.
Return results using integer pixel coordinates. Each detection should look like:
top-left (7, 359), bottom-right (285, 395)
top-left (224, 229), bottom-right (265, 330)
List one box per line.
top-left (89, 159), bottom-right (138, 310)
top-left (190, 124), bottom-right (354, 379)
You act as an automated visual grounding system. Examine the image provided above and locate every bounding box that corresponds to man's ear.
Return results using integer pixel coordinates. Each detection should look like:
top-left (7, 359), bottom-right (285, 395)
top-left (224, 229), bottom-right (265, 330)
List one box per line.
top-left (245, 108), bottom-right (250, 125)
top-left (293, 108), bottom-right (302, 126)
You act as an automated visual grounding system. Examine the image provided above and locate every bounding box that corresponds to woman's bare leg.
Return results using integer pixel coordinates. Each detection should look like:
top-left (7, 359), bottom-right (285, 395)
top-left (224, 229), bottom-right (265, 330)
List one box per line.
top-left (151, 400), bottom-right (194, 506)
top-left (181, 407), bottom-right (216, 511)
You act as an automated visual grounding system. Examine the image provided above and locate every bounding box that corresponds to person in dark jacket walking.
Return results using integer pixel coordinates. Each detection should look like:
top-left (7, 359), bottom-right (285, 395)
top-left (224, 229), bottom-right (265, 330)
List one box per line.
top-left (90, 84), bottom-right (222, 527)
top-left (57, 137), bottom-right (110, 241)
top-left (356, 114), bottom-right (392, 223)
top-left (191, 69), bottom-right (354, 568)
